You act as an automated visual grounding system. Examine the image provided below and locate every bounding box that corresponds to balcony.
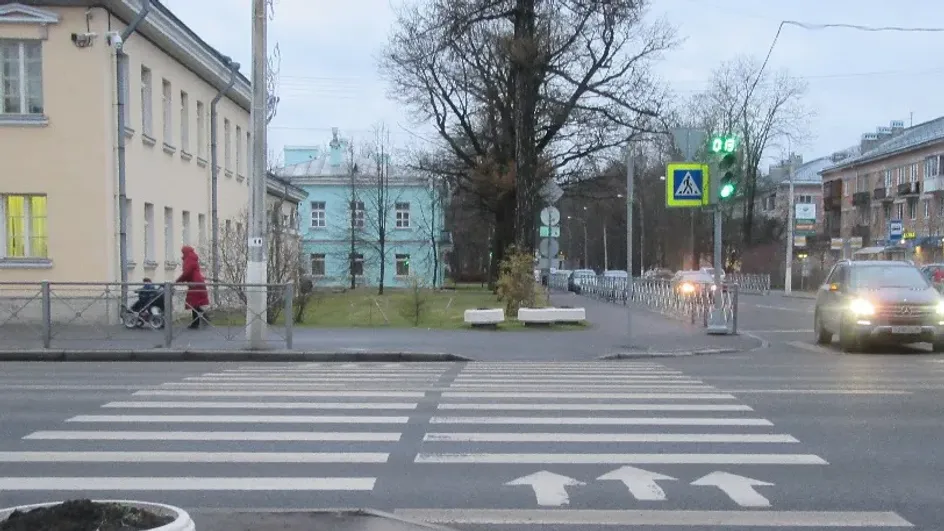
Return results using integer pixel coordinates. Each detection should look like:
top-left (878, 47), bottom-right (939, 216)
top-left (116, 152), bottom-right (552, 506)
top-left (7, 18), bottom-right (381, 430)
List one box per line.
top-left (898, 181), bottom-right (920, 196)
top-left (823, 194), bottom-right (842, 211)
top-left (852, 192), bottom-right (871, 207)
top-left (852, 224), bottom-right (870, 244)
top-left (873, 187), bottom-right (893, 202)
top-left (437, 230), bottom-right (453, 248)
top-left (925, 175), bottom-right (944, 194)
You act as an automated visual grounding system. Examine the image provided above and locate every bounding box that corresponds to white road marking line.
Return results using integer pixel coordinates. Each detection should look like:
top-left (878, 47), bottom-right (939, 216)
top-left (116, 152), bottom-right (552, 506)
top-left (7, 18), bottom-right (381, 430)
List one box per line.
top-left (437, 403), bottom-right (753, 411)
top-left (159, 383), bottom-right (438, 389)
top-left (446, 385), bottom-right (716, 391)
top-left (414, 453), bottom-right (828, 465)
top-left (186, 377), bottom-right (441, 382)
top-left (429, 416), bottom-right (773, 426)
top-left (441, 392), bottom-right (737, 399)
top-left (102, 401), bottom-right (419, 410)
top-left (423, 433), bottom-right (799, 443)
top-left (393, 508), bottom-right (912, 527)
top-left (754, 304), bottom-right (810, 313)
top-left (721, 389), bottom-right (913, 395)
top-left (24, 430), bottom-right (401, 442)
top-left (0, 477), bottom-right (377, 491)
top-left (453, 376), bottom-right (700, 381)
top-left (66, 415), bottom-right (410, 424)
top-left (134, 390), bottom-right (425, 397)
top-left (0, 451), bottom-right (390, 462)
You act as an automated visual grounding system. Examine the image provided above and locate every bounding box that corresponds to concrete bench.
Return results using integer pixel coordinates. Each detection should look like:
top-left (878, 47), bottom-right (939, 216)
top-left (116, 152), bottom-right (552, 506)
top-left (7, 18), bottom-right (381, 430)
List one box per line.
top-left (464, 308), bottom-right (505, 327)
top-left (517, 307), bottom-right (586, 325)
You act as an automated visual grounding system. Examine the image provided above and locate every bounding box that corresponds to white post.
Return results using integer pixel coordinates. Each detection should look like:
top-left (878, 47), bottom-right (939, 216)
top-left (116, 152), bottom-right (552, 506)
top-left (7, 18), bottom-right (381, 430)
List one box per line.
top-left (626, 146), bottom-right (634, 343)
top-left (785, 157), bottom-right (795, 294)
top-left (246, 0), bottom-right (268, 348)
top-left (602, 224), bottom-right (608, 270)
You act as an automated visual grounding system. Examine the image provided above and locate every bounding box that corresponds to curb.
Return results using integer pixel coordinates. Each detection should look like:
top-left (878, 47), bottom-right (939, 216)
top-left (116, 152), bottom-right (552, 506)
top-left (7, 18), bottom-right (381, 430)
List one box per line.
top-left (190, 507), bottom-right (458, 530)
top-left (598, 348), bottom-right (741, 360)
top-left (0, 350), bottom-right (472, 363)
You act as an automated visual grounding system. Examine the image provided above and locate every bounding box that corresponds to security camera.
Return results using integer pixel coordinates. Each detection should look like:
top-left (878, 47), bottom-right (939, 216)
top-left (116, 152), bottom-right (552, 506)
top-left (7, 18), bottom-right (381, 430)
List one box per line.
top-left (71, 32), bottom-right (97, 48)
top-left (106, 31), bottom-right (122, 48)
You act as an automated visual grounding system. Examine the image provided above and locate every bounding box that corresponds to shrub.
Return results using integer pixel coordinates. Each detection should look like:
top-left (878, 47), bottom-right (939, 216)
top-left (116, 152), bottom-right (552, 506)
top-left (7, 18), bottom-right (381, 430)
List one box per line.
top-left (398, 276), bottom-right (430, 326)
top-left (496, 245), bottom-right (536, 316)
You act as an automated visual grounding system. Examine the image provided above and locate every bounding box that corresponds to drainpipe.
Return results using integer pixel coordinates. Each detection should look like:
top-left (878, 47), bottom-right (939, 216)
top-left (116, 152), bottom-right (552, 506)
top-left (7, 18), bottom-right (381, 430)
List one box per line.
top-left (210, 59), bottom-right (240, 301)
top-left (115, 0), bottom-right (151, 305)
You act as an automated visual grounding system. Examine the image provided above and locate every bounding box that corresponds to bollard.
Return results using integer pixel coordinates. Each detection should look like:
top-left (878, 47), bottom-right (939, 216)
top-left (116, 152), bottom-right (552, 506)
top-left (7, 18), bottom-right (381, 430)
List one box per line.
top-left (283, 283), bottom-right (294, 350)
top-left (732, 284), bottom-right (739, 334)
top-left (41, 281), bottom-right (52, 349)
top-left (163, 282), bottom-right (173, 348)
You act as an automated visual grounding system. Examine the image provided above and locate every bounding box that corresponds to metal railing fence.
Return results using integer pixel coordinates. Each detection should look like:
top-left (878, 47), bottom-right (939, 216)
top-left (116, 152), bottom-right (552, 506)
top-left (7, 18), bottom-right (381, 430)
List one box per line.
top-left (0, 281), bottom-right (294, 350)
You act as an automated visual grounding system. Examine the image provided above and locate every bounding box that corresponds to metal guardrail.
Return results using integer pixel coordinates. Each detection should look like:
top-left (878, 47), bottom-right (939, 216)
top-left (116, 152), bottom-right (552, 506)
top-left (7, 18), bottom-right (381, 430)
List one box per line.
top-left (728, 273), bottom-right (770, 295)
top-left (550, 273), bottom-right (739, 333)
top-left (0, 282), bottom-right (294, 350)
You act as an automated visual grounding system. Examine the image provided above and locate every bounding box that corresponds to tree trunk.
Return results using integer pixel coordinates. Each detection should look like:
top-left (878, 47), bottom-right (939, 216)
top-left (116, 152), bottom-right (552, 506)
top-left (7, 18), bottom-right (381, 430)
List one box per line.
top-left (489, 193), bottom-right (516, 291)
top-left (512, 0), bottom-right (539, 252)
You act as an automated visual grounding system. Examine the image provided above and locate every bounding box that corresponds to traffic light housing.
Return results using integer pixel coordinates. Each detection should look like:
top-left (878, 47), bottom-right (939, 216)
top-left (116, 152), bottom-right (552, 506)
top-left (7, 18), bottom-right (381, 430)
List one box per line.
top-left (719, 152), bottom-right (737, 199)
top-left (708, 134), bottom-right (739, 201)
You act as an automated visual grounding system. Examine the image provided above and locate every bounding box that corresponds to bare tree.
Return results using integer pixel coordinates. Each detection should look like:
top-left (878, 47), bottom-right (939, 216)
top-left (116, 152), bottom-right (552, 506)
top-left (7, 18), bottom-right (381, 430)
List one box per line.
top-left (360, 123), bottom-right (403, 295)
top-left (416, 174), bottom-right (449, 288)
top-left (381, 0), bottom-right (676, 274)
top-left (688, 55), bottom-right (811, 249)
top-left (326, 137), bottom-right (370, 289)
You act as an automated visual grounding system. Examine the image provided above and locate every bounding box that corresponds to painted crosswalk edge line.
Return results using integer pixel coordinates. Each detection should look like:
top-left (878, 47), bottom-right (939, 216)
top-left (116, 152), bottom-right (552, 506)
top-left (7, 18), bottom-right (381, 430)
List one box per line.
top-left (392, 509), bottom-right (913, 527)
top-left (440, 392), bottom-right (737, 399)
top-left (428, 416), bottom-right (773, 426)
top-left (423, 433), bottom-right (799, 443)
top-left (102, 401), bottom-right (420, 410)
top-left (436, 403), bottom-right (752, 411)
top-left (413, 453), bottom-right (828, 464)
top-left (0, 477), bottom-right (377, 491)
top-left (24, 431), bottom-right (401, 442)
top-left (0, 451), bottom-right (390, 463)
top-left (66, 415), bottom-right (411, 424)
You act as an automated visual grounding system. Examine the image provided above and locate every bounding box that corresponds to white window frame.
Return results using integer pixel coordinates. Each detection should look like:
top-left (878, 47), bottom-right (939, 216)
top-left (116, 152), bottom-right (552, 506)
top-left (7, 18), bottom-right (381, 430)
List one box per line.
top-left (179, 90), bottom-right (189, 153)
top-left (197, 213), bottom-right (206, 249)
top-left (235, 125), bottom-right (242, 175)
top-left (0, 194), bottom-right (48, 259)
top-left (908, 201), bottom-right (916, 221)
top-left (140, 66), bottom-right (152, 136)
top-left (924, 200), bottom-right (930, 219)
top-left (911, 163), bottom-right (919, 183)
top-left (310, 253), bottom-right (326, 276)
top-left (223, 119), bottom-right (232, 173)
top-left (125, 198), bottom-right (133, 260)
top-left (395, 202), bottom-right (411, 228)
top-left (896, 203), bottom-right (904, 221)
top-left (196, 101), bottom-right (205, 158)
top-left (395, 254), bottom-right (410, 276)
top-left (143, 203), bottom-right (155, 262)
top-left (310, 201), bottom-right (326, 228)
top-left (181, 210), bottom-right (191, 246)
top-left (163, 207), bottom-right (174, 262)
top-left (161, 78), bottom-right (172, 144)
top-left (0, 40), bottom-right (43, 115)
top-left (351, 201), bottom-right (365, 229)
top-left (884, 170), bottom-right (892, 189)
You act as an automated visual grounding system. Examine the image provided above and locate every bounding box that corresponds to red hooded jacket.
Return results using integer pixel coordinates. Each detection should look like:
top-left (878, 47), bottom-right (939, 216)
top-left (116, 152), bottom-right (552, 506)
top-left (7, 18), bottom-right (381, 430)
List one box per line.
top-left (176, 246), bottom-right (210, 308)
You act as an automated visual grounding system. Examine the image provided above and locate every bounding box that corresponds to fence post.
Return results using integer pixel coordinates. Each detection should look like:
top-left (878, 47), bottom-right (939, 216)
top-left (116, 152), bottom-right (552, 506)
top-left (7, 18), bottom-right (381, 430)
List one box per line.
top-left (284, 283), bottom-right (294, 350)
top-left (732, 284), bottom-right (739, 334)
top-left (41, 281), bottom-right (52, 349)
top-left (163, 282), bottom-right (173, 348)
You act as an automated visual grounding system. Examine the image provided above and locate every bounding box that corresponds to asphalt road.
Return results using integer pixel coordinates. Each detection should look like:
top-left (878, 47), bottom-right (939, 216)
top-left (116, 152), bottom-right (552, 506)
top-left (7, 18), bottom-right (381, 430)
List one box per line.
top-left (2, 354), bottom-right (944, 530)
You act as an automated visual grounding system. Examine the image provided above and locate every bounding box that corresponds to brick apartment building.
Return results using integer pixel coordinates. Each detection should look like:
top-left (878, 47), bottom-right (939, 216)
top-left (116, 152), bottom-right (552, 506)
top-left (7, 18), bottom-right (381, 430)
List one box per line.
top-left (820, 118), bottom-right (944, 262)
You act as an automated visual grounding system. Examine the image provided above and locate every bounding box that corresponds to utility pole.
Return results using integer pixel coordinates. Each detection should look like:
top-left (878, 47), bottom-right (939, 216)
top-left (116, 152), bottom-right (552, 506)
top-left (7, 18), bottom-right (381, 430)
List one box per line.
top-left (246, 0), bottom-right (268, 348)
top-left (626, 145), bottom-right (634, 344)
top-left (784, 156), bottom-right (796, 294)
top-left (602, 224), bottom-right (608, 270)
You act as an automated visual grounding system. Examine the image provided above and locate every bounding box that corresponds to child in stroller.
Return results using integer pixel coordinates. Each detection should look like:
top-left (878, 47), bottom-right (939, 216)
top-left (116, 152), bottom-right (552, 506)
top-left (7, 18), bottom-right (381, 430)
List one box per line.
top-left (131, 278), bottom-right (164, 315)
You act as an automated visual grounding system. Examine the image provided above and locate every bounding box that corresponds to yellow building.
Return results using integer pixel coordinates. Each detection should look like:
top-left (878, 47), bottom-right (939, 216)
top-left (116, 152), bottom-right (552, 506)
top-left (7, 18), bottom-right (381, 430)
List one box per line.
top-left (0, 0), bottom-right (251, 284)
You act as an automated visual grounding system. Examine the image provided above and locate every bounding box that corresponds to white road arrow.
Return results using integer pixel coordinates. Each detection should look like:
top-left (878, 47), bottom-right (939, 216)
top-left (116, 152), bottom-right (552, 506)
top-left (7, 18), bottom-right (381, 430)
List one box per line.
top-left (597, 465), bottom-right (676, 501)
top-left (691, 471), bottom-right (773, 507)
top-left (505, 470), bottom-right (585, 506)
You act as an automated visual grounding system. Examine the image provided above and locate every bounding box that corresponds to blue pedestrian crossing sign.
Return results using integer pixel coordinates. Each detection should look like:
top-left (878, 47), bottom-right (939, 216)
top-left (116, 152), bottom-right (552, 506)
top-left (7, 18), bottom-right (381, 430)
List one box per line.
top-left (666, 163), bottom-right (710, 207)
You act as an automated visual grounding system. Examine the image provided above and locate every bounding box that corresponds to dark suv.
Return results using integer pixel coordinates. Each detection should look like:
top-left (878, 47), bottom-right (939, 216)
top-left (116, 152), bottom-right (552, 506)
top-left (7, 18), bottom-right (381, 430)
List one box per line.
top-left (813, 260), bottom-right (944, 352)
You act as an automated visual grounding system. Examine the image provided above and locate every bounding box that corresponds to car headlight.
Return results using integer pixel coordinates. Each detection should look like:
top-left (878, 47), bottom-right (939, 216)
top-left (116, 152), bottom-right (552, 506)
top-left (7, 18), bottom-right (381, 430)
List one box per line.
top-left (680, 282), bottom-right (695, 293)
top-left (849, 298), bottom-right (876, 316)
top-left (710, 284), bottom-right (717, 291)
top-left (937, 301), bottom-right (944, 315)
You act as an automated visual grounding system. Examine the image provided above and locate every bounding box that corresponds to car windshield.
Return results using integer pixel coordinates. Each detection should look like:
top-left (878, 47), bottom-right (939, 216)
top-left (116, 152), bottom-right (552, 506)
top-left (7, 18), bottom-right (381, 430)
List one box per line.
top-left (574, 270), bottom-right (595, 277)
top-left (852, 266), bottom-right (929, 289)
top-left (679, 272), bottom-right (711, 283)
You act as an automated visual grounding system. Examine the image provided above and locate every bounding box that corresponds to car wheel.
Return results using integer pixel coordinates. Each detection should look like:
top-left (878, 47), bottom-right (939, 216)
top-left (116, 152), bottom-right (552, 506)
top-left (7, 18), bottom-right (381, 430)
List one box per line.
top-left (814, 312), bottom-right (831, 345)
top-left (838, 320), bottom-right (861, 353)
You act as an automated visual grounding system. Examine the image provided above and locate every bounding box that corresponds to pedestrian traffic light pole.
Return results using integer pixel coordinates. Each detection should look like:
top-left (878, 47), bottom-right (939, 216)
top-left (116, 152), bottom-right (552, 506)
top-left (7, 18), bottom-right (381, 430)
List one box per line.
top-left (246, 0), bottom-right (269, 348)
top-left (707, 135), bottom-right (738, 334)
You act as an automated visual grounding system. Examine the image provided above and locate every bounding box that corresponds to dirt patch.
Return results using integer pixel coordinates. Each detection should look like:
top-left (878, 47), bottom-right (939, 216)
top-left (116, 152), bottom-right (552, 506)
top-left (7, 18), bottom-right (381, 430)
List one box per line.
top-left (0, 499), bottom-right (174, 531)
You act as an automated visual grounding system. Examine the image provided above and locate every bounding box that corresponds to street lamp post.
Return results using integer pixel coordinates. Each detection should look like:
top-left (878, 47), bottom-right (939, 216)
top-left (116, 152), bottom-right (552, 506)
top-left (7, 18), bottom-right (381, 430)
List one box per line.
top-left (567, 214), bottom-right (589, 269)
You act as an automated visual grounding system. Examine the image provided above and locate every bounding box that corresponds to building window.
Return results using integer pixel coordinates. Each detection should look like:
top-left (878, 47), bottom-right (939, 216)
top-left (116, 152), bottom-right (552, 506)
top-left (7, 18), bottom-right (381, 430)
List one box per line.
top-left (235, 125), bottom-right (242, 175)
top-left (125, 198), bottom-right (133, 259)
top-left (163, 207), bottom-right (174, 261)
top-left (196, 101), bottom-right (205, 158)
top-left (796, 195), bottom-right (813, 204)
top-left (144, 203), bottom-right (155, 262)
top-left (223, 119), bottom-right (232, 173)
top-left (179, 91), bottom-right (189, 153)
top-left (197, 213), bottom-right (206, 249)
top-left (181, 210), bottom-right (191, 246)
top-left (924, 200), bottom-right (930, 219)
top-left (140, 66), bottom-right (152, 136)
top-left (246, 131), bottom-right (252, 175)
top-left (310, 253), bottom-right (326, 276)
top-left (0, 40), bottom-right (43, 115)
top-left (224, 219), bottom-right (231, 236)
top-left (350, 201), bottom-right (365, 228)
top-left (911, 163), bottom-right (919, 183)
top-left (161, 79), bottom-right (172, 144)
top-left (0, 194), bottom-right (47, 259)
top-left (396, 254), bottom-right (410, 276)
top-left (908, 202), bottom-right (916, 221)
top-left (236, 221), bottom-right (242, 235)
top-left (896, 203), bottom-right (904, 221)
top-left (884, 170), bottom-right (892, 189)
top-left (350, 253), bottom-right (364, 276)
top-left (310, 201), bottom-right (326, 228)
top-left (395, 202), bottom-right (411, 228)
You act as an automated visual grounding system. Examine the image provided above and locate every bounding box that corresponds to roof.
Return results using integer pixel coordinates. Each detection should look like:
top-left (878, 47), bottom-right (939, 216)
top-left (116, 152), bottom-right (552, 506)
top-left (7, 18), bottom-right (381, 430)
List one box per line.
top-left (3, 0), bottom-right (251, 111)
top-left (822, 116), bottom-right (944, 173)
top-left (265, 173), bottom-right (308, 203)
top-left (276, 151), bottom-right (428, 186)
top-left (788, 157), bottom-right (834, 185)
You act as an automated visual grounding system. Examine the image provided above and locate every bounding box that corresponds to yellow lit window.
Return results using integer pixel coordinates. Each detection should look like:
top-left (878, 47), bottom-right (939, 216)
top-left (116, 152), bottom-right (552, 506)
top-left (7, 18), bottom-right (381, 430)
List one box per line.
top-left (2, 194), bottom-right (47, 259)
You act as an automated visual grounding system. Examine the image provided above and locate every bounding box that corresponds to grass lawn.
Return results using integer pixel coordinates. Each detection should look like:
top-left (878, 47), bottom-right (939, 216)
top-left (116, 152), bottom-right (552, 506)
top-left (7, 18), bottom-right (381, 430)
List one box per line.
top-left (204, 285), bottom-right (586, 330)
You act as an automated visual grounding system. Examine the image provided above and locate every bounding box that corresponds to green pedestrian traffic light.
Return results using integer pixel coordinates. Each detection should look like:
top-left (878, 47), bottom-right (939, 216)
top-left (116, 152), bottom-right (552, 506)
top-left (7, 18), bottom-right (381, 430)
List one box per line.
top-left (718, 152), bottom-right (738, 200)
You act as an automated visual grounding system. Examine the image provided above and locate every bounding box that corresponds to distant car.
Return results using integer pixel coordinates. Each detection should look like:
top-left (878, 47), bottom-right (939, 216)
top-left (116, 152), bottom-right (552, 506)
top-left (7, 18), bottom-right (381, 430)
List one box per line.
top-left (643, 268), bottom-right (674, 281)
top-left (700, 267), bottom-right (726, 281)
top-left (672, 270), bottom-right (718, 297)
top-left (568, 269), bottom-right (596, 293)
top-left (814, 260), bottom-right (944, 352)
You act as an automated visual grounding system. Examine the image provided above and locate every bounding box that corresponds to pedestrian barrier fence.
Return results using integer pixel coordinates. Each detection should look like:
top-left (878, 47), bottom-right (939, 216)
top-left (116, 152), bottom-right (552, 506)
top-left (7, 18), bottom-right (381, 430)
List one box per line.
top-left (0, 281), bottom-right (295, 350)
top-left (550, 273), bottom-right (739, 333)
top-left (728, 273), bottom-right (770, 295)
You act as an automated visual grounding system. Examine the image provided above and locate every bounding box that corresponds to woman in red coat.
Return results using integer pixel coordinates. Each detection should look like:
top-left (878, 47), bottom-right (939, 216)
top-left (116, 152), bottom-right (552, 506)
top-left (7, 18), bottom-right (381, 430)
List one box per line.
top-left (176, 245), bottom-right (210, 329)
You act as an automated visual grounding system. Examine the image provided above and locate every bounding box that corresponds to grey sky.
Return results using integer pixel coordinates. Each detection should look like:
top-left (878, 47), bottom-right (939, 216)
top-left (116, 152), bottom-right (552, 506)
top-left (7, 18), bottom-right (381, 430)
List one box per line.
top-left (161, 0), bottom-right (944, 167)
